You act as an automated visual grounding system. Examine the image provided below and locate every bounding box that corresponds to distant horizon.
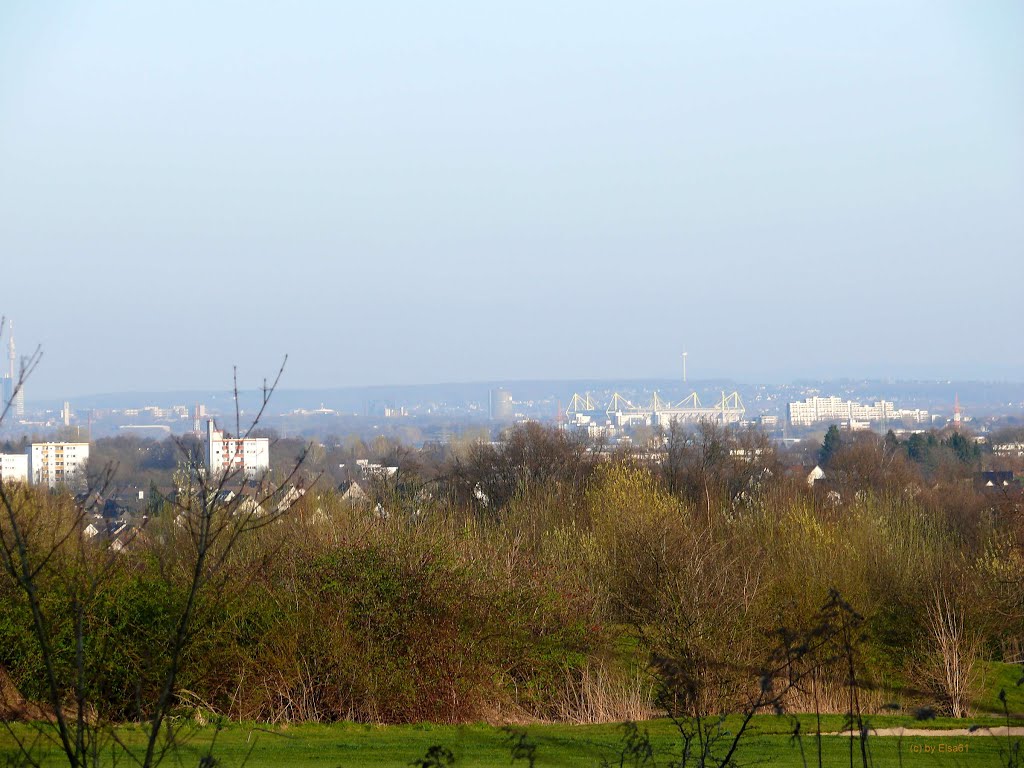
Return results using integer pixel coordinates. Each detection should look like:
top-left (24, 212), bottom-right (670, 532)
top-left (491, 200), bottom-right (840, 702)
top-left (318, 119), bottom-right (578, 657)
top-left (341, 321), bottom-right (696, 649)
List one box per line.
top-left (1, 4), bottom-right (1023, 753)
top-left (19, 374), bottom-right (1024, 410)
top-left (11, 357), bottom-right (1024, 402)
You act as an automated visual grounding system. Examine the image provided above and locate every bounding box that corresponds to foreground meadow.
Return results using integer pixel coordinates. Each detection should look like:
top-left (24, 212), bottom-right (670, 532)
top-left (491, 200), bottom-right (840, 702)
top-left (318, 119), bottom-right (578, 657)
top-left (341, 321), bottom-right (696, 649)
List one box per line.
top-left (1, 715), bottom-right (1020, 767)
top-left (3, 424), bottom-right (1023, 767)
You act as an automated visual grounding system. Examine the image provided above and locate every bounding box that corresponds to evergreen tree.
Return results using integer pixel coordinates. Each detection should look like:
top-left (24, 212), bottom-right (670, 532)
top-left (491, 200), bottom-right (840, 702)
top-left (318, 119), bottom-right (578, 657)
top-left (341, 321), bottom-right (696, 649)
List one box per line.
top-left (819, 425), bottom-right (842, 467)
top-left (945, 432), bottom-right (981, 465)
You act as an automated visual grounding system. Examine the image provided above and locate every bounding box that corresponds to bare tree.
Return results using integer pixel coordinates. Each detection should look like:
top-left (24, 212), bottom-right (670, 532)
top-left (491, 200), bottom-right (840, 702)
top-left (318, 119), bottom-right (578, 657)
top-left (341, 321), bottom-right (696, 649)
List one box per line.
top-left (921, 590), bottom-right (981, 718)
top-left (0, 332), bottom-right (307, 768)
top-left (661, 420), bottom-right (772, 515)
top-left (446, 423), bottom-right (595, 513)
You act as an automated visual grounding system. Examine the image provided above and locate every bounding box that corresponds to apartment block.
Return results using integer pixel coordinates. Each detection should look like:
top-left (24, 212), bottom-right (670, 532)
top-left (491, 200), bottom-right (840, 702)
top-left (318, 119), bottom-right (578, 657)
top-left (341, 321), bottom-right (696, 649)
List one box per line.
top-left (789, 396), bottom-right (929, 427)
top-left (28, 442), bottom-right (90, 487)
top-left (0, 453), bottom-right (28, 483)
top-left (204, 420), bottom-right (270, 479)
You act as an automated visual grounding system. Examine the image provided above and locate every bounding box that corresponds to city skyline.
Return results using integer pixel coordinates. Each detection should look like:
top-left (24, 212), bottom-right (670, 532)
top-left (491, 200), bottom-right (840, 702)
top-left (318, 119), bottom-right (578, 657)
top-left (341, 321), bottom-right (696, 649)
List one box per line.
top-left (4, 325), bottom-right (1024, 410)
top-left (2, 3), bottom-right (1024, 755)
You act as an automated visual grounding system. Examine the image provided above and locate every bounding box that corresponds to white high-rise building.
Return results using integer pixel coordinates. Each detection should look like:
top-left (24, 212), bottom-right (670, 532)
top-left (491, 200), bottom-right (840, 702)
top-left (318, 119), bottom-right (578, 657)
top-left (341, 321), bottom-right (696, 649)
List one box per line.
top-left (28, 442), bottom-right (89, 487)
top-left (788, 396), bottom-right (929, 427)
top-left (0, 453), bottom-right (28, 483)
top-left (204, 420), bottom-right (270, 479)
top-left (6, 324), bottom-right (24, 418)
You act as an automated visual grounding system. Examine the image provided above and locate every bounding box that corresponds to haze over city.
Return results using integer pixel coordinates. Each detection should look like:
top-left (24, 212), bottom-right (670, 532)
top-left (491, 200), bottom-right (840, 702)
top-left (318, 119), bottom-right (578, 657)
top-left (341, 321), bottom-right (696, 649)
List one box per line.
top-left (2, 2), bottom-right (1022, 400)
top-left (6, 5), bottom-right (1024, 766)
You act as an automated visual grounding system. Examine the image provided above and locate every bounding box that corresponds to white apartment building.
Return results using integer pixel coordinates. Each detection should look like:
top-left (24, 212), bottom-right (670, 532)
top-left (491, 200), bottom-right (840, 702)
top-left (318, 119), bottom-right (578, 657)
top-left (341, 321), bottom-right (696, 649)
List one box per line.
top-left (994, 443), bottom-right (1024, 458)
top-left (204, 420), bottom-right (270, 479)
top-left (788, 396), bottom-right (929, 427)
top-left (28, 442), bottom-right (90, 487)
top-left (0, 453), bottom-right (28, 483)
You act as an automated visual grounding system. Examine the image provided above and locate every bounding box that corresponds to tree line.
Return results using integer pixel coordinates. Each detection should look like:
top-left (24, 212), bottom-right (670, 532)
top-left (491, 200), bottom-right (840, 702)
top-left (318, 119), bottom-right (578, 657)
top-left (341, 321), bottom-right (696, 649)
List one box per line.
top-left (1, 414), bottom-right (1023, 766)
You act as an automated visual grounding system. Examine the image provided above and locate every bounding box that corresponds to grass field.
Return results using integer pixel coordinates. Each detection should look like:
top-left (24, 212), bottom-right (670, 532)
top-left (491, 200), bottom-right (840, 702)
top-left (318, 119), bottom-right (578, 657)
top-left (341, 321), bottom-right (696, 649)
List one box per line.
top-left (4, 662), bottom-right (1020, 767)
top-left (2, 714), bottom-right (1020, 768)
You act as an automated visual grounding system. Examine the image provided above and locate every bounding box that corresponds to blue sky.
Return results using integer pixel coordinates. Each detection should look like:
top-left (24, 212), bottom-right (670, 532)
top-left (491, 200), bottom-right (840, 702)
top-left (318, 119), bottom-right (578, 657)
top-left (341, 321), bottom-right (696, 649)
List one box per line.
top-left (1, 2), bottom-right (1021, 398)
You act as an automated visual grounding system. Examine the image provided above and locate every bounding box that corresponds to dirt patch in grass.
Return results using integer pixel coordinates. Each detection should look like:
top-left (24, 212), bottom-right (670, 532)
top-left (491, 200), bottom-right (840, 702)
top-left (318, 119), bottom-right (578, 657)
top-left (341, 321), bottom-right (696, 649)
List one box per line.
top-left (0, 666), bottom-right (49, 722)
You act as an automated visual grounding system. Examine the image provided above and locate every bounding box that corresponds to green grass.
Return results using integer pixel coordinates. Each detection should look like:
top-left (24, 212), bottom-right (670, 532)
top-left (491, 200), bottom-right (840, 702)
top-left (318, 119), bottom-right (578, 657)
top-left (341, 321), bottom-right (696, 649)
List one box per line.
top-left (1, 716), bottom-right (1019, 768)
top-left (4, 662), bottom-right (1020, 767)
top-left (978, 660), bottom-right (1024, 717)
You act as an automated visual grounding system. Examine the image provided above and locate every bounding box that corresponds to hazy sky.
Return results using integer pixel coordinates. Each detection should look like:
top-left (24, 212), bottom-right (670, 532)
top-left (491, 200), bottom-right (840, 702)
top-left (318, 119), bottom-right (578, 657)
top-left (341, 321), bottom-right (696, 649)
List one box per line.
top-left (1, 2), bottom-right (1021, 399)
